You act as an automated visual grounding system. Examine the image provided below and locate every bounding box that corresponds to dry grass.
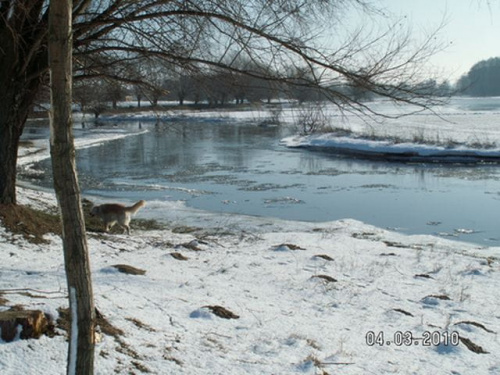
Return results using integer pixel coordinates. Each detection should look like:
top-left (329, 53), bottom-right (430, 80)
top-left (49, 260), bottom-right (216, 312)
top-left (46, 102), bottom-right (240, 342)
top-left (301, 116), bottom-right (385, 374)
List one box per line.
top-left (170, 252), bottom-right (189, 261)
top-left (0, 292), bottom-right (9, 307)
top-left (203, 305), bottom-right (240, 319)
top-left (0, 200), bottom-right (164, 244)
top-left (313, 254), bottom-right (334, 261)
top-left (125, 317), bottom-right (156, 332)
top-left (0, 204), bottom-right (61, 244)
top-left (459, 337), bottom-right (489, 354)
top-left (454, 320), bottom-right (495, 334)
top-left (311, 275), bottom-right (337, 283)
top-left (111, 264), bottom-right (146, 276)
top-left (57, 307), bottom-right (124, 338)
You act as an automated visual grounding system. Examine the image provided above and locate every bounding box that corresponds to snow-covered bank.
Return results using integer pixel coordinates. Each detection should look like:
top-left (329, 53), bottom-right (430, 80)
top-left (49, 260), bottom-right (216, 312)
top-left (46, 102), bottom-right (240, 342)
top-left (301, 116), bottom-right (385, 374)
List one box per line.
top-left (277, 97), bottom-right (500, 162)
top-left (18, 125), bottom-right (149, 167)
top-left (4, 100), bottom-right (500, 373)
top-left (281, 133), bottom-right (500, 163)
top-left (1, 186), bottom-right (500, 374)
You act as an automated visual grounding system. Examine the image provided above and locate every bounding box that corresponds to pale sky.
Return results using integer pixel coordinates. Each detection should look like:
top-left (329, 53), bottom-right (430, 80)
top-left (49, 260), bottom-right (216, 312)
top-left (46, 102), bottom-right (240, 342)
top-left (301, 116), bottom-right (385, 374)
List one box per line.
top-left (381, 0), bottom-right (500, 82)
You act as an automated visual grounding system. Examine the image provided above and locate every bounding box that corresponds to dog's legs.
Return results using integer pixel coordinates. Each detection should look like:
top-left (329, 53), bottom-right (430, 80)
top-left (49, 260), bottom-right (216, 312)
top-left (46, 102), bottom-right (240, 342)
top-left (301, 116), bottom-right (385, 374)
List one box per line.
top-left (116, 223), bottom-right (130, 235)
top-left (105, 221), bottom-right (116, 233)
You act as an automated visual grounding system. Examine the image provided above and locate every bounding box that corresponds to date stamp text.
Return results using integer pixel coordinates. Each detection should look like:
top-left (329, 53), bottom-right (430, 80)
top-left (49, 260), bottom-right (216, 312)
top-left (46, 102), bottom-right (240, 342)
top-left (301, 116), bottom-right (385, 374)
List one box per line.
top-left (366, 330), bottom-right (460, 347)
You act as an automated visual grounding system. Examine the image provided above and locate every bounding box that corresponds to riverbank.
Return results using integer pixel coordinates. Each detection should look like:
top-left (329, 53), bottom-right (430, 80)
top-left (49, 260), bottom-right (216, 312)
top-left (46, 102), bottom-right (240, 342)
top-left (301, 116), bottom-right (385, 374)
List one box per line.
top-left (281, 132), bottom-right (500, 163)
top-left (1, 183), bottom-right (500, 374)
top-left (3, 99), bottom-right (500, 373)
top-left (20, 100), bottom-right (500, 245)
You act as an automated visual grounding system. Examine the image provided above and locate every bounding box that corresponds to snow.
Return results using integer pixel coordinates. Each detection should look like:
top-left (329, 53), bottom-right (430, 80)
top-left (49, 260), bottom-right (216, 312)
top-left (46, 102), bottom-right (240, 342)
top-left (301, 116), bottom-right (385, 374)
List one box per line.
top-left (281, 133), bottom-right (500, 162)
top-left (2, 192), bottom-right (500, 374)
top-left (68, 287), bottom-right (77, 375)
top-left (279, 98), bottom-right (500, 162)
top-left (2, 100), bottom-right (500, 374)
top-left (18, 126), bottom-right (148, 167)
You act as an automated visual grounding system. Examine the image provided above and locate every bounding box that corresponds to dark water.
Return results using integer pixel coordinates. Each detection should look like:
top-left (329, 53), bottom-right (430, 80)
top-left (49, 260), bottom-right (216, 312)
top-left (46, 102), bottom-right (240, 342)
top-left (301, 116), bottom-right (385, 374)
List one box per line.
top-left (24, 119), bottom-right (500, 245)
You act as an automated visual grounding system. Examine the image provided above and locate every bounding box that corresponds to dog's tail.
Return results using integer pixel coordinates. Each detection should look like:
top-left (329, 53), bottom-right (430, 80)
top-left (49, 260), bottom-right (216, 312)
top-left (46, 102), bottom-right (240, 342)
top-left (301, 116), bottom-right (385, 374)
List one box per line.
top-left (126, 200), bottom-right (146, 215)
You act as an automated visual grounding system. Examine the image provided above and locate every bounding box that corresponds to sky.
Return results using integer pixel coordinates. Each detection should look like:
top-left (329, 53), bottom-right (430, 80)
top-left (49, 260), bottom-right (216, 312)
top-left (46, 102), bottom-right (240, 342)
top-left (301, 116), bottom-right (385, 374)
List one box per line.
top-left (381, 0), bottom-right (500, 82)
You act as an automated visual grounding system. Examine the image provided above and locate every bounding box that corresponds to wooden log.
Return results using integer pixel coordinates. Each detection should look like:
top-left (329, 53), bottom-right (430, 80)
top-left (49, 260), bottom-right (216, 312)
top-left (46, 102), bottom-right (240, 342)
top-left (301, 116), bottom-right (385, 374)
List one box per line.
top-left (0, 309), bottom-right (49, 342)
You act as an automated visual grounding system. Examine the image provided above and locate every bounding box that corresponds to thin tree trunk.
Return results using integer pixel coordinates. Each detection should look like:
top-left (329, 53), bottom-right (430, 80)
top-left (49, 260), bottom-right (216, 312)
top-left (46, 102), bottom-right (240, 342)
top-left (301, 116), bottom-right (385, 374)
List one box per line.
top-left (0, 120), bottom-right (21, 205)
top-left (48, 1), bottom-right (95, 374)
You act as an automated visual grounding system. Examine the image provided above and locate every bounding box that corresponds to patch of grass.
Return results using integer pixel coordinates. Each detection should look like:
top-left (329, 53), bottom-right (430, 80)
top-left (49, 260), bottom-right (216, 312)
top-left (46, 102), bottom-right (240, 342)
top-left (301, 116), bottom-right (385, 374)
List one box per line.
top-left (424, 294), bottom-right (451, 301)
top-left (172, 225), bottom-right (201, 234)
top-left (133, 218), bottom-right (166, 231)
top-left (163, 354), bottom-right (183, 367)
top-left (392, 308), bottom-right (414, 317)
top-left (111, 264), bottom-right (146, 275)
top-left (125, 317), bottom-right (156, 332)
top-left (131, 360), bottom-right (151, 373)
top-left (313, 254), bottom-right (334, 261)
top-left (57, 307), bottom-right (124, 339)
top-left (0, 204), bottom-right (61, 244)
top-left (454, 320), bottom-right (495, 333)
top-left (414, 273), bottom-right (433, 279)
top-left (0, 292), bottom-right (8, 307)
top-left (203, 305), bottom-right (240, 319)
top-left (272, 243), bottom-right (306, 251)
top-left (170, 252), bottom-right (189, 261)
top-left (0, 200), bottom-right (164, 243)
top-left (311, 275), bottom-right (337, 283)
top-left (19, 140), bottom-right (35, 148)
top-left (459, 336), bottom-right (489, 354)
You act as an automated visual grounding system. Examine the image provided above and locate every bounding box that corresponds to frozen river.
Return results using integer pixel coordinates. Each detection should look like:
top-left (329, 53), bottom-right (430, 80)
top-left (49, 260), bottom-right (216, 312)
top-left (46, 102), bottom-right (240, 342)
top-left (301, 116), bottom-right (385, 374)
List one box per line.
top-left (23, 98), bottom-right (500, 245)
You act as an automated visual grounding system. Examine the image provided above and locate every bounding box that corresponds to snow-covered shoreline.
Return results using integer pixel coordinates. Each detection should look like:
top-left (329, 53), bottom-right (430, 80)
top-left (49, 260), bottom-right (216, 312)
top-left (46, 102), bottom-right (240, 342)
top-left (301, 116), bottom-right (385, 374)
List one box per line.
top-left (281, 133), bottom-right (500, 163)
top-left (1, 185), bottom-right (500, 374)
top-left (3, 100), bottom-right (500, 373)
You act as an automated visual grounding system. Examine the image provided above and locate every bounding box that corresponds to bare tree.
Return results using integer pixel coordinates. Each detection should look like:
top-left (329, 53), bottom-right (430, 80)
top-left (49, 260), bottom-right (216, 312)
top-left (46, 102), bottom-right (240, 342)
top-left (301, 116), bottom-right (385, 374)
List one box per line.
top-left (105, 80), bottom-right (127, 109)
top-left (49, 0), bottom-right (95, 373)
top-left (164, 68), bottom-right (197, 105)
top-left (74, 79), bottom-right (110, 118)
top-left (0, 1), bottom-right (445, 204)
top-left (132, 58), bottom-right (170, 106)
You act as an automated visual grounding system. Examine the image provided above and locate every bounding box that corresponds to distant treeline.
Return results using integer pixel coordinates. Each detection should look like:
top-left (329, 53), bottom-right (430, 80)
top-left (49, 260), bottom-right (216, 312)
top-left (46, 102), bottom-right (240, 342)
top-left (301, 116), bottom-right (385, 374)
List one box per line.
top-left (457, 57), bottom-right (500, 97)
top-left (40, 56), bottom-right (500, 119)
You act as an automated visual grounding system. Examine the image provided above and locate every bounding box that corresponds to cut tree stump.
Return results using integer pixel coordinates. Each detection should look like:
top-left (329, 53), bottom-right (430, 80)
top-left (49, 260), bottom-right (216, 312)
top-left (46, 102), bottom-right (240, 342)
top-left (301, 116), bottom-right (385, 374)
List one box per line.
top-left (0, 309), bottom-right (51, 342)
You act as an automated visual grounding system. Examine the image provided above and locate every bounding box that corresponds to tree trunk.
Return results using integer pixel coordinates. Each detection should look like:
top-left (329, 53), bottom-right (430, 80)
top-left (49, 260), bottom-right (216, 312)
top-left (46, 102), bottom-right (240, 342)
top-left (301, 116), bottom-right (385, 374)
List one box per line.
top-left (0, 3), bottom-right (46, 205)
top-left (48, 1), bottom-right (95, 374)
top-left (0, 84), bottom-right (40, 205)
top-left (0, 117), bottom-right (22, 205)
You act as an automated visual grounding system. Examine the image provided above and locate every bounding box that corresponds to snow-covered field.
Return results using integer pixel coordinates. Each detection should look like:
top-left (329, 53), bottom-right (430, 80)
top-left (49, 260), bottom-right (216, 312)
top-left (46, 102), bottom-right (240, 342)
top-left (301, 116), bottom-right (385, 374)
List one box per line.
top-left (1, 186), bottom-right (500, 374)
top-left (2, 99), bottom-right (500, 374)
top-left (280, 97), bottom-right (500, 162)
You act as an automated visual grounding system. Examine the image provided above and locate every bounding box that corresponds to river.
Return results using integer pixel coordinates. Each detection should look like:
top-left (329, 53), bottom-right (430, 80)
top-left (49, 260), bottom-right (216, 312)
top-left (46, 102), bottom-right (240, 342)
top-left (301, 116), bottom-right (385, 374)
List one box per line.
top-left (21, 100), bottom-right (500, 245)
